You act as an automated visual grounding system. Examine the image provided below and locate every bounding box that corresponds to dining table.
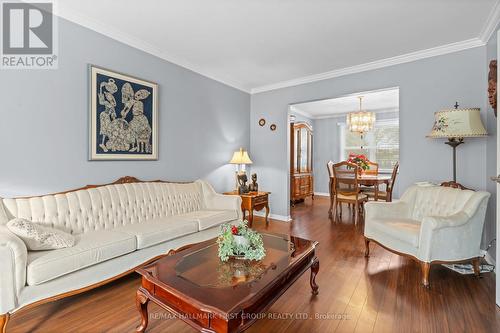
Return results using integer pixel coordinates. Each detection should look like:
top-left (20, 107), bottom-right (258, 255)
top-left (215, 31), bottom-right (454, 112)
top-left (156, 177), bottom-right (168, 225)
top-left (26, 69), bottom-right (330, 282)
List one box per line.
top-left (329, 174), bottom-right (392, 201)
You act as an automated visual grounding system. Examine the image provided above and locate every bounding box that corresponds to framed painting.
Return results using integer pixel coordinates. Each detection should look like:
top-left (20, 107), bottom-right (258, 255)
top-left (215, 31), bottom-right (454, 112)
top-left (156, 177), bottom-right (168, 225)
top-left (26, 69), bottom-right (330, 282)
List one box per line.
top-left (89, 65), bottom-right (158, 160)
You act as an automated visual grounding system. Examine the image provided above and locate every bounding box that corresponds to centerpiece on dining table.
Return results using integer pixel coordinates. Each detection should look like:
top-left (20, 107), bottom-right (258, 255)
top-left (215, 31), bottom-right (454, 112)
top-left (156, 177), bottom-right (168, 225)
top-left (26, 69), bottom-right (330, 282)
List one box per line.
top-left (347, 153), bottom-right (370, 175)
top-left (217, 220), bottom-right (266, 262)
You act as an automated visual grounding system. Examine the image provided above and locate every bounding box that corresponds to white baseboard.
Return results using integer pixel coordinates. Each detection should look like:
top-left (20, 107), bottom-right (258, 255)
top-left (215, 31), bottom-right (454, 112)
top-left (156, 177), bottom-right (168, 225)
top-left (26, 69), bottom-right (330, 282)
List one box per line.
top-left (253, 211), bottom-right (292, 222)
top-left (314, 192), bottom-right (330, 197)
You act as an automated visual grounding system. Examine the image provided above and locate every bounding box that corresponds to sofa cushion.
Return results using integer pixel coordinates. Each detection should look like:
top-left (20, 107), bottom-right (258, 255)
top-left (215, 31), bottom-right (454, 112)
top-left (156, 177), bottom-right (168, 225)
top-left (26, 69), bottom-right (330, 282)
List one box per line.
top-left (27, 230), bottom-right (136, 285)
top-left (178, 210), bottom-right (238, 230)
top-left (115, 217), bottom-right (198, 249)
top-left (370, 218), bottom-right (421, 247)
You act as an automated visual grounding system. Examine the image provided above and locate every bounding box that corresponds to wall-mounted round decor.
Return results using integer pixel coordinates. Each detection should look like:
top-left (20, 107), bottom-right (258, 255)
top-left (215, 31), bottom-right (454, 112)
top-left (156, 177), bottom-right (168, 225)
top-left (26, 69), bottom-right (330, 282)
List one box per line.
top-left (259, 118), bottom-right (266, 126)
top-left (270, 124), bottom-right (277, 131)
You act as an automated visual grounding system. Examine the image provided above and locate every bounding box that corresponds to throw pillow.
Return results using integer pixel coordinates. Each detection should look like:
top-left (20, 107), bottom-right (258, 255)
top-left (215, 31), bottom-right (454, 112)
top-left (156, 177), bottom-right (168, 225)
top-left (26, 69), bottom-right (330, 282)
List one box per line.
top-left (7, 218), bottom-right (75, 251)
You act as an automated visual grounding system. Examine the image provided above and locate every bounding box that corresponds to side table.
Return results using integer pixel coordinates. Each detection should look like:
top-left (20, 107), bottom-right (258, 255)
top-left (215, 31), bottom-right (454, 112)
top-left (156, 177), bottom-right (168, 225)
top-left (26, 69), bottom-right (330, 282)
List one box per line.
top-left (223, 191), bottom-right (270, 227)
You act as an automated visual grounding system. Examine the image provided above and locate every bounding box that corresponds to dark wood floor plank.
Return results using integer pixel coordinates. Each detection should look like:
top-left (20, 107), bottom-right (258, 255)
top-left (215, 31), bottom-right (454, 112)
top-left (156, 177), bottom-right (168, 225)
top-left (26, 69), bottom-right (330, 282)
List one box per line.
top-left (7, 197), bottom-right (499, 333)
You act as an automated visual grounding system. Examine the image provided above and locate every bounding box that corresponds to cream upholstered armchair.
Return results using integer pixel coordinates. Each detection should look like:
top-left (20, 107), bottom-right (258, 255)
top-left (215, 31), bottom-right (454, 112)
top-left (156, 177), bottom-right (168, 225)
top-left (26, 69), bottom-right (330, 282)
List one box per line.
top-left (364, 185), bottom-right (490, 287)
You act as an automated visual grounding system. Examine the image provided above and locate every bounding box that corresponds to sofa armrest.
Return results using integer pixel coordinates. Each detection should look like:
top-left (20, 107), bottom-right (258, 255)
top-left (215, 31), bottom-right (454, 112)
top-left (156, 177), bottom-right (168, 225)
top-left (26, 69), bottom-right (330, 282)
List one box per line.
top-left (418, 210), bottom-right (485, 262)
top-left (197, 180), bottom-right (243, 220)
top-left (365, 200), bottom-right (411, 221)
top-left (206, 194), bottom-right (242, 219)
top-left (0, 225), bottom-right (27, 313)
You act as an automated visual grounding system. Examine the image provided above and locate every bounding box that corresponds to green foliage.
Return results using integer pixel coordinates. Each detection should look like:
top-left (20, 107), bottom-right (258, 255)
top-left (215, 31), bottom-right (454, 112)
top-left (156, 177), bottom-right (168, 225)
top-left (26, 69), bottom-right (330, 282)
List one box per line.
top-left (217, 220), bottom-right (266, 262)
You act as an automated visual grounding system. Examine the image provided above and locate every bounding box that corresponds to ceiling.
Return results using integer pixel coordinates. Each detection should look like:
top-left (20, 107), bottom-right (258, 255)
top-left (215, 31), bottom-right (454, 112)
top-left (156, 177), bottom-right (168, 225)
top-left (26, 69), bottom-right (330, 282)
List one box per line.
top-left (290, 88), bottom-right (399, 119)
top-left (58, 0), bottom-right (499, 93)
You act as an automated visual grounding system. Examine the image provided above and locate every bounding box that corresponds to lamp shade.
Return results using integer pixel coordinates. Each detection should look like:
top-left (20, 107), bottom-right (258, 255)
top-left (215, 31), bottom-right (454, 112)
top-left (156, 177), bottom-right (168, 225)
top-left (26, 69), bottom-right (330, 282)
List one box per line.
top-left (229, 148), bottom-right (253, 164)
top-left (427, 108), bottom-right (488, 138)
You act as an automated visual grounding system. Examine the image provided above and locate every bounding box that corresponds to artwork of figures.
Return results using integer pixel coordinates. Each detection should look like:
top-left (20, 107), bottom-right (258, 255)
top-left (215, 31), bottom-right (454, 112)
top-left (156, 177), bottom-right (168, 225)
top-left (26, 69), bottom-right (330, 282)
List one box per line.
top-left (90, 66), bottom-right (158, 160)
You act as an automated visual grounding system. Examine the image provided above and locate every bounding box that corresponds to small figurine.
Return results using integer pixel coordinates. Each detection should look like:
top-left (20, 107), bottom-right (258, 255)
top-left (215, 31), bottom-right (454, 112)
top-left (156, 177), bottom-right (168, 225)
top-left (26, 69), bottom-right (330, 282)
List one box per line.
top-left (237, 174), bottom-right (249, 194)
top-left (248, 173), bottom-right (259, 192)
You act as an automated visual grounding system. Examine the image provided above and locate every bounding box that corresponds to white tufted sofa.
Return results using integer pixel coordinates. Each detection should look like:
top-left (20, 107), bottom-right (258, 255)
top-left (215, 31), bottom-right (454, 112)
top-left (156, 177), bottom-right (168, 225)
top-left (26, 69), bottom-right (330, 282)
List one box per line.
top-left (0, 178), bottom-right (241, 322)
top-left (364, 185), bottom-right (490, 287)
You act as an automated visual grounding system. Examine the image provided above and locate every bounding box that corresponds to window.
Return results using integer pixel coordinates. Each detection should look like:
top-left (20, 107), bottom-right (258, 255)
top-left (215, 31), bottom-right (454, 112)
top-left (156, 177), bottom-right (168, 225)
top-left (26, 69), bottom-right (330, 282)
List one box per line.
top-left (339, 118), bottom-right (399, 172)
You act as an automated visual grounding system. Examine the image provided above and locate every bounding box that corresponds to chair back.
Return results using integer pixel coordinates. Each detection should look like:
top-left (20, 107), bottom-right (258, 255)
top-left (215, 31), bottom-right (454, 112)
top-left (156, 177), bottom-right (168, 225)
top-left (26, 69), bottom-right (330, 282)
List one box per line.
top-left (327, 161), bottom-right (335, 197)
top-left (332, 161), bottom-right (360, 196)
top-left (327, 161), bottom-right (334, 178)
top-left (364, 160), bottom-right (379, 175)
top-left (386, 162), bottom-right (399, 193)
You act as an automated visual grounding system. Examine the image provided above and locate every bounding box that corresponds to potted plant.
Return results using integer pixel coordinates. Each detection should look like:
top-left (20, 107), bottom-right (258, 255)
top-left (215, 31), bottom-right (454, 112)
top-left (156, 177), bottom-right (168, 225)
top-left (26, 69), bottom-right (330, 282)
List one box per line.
top-left (217, 221), bottom-right (266, 262)
top-left (347, 153), bottom-right (370, 174)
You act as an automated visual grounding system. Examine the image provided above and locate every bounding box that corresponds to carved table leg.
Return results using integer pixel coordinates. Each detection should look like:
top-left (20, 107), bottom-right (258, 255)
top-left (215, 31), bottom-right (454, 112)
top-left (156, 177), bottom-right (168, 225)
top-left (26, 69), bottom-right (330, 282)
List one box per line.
top-left (310, 258), bottom-right (320, 295)
top-left (136, 289), bottom-right (150, 333)
top-left (1, 314), bottom-right (9, 333)
top-left (265, 203), bottom-right (270, 225)
top-left (472, 258), bottom-right (481, 277)
top-left (364, 238), bottom-right (370, 257)
top-left (421, 262), bottom-right (431, 288)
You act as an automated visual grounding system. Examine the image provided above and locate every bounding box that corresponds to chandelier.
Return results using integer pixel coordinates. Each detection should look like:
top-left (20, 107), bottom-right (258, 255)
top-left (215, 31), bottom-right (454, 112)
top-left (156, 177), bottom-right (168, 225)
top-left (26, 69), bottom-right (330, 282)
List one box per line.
top-left (346, 96), bottom-right (376, 135)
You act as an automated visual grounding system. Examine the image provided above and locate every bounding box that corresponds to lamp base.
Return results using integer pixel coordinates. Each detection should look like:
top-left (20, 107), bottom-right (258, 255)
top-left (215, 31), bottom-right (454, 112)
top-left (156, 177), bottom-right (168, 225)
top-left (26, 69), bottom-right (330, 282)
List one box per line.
top-left (444, 138), bottom-right (465, 183)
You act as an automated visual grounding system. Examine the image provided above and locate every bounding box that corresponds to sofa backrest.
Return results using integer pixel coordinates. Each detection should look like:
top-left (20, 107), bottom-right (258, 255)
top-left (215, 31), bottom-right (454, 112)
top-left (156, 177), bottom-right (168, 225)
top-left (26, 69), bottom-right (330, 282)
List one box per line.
top-left (0, 179), bottom-right (205, 234)
top-left (401, 185), bottom-right (478, 221)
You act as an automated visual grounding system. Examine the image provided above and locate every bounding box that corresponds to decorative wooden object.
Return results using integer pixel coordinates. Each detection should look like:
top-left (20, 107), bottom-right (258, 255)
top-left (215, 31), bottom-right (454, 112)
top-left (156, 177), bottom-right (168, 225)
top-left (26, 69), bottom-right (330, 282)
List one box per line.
top-left (290, 122), bottom-right (314, 205)
top-left (365, 182), bottom-right (479, 288)
top-left (489, 60), bottom-right (497, 117)
top-left (135, 233), bottom-right (319, 333)
top-left (224, 191), bottom-right (270, 227)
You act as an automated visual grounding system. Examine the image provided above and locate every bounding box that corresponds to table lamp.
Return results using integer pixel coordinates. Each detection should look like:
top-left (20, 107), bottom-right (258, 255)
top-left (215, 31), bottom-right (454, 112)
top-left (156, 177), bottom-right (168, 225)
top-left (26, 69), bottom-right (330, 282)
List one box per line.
top-left (427, 104), bottom-right (487, 184)
top-left (229, 148), bottom-right (253, 190)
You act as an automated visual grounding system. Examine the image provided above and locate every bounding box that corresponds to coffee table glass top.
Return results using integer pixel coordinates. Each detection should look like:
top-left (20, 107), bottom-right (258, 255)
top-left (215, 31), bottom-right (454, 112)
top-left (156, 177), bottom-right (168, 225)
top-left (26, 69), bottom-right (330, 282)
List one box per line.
top-left (140, 232), bottom-right (316, 312)
top-left (176, 233), bottom-right (298, 288)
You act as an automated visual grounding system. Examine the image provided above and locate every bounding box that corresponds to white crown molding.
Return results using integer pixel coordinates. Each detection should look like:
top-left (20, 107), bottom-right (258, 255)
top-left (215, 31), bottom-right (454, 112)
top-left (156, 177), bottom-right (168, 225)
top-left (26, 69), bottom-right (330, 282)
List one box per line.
top-left (251, 38), bottom-right (485, 94)
top-left (304, 107), bottom-right (399, 120)
top-left (479, 0), bottom-right (500, 43)
top-left (56, 8), bottom-right (251, 93)
top-left (289, 105), bottom-right (314, 119)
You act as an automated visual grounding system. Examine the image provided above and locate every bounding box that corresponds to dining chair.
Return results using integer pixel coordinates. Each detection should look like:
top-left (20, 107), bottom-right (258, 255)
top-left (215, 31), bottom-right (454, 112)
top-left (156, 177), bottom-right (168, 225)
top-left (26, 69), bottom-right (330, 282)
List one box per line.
top-left (359, 160), bottom-right (379, 194)
top-left (364, 160), bottom-right (379, 175)
top-left (365, 162), bottom-right (399, 202)
top-left (327, 161), bottom-right (335, 216)
top-left (331, 161), bottom-right (368, 225)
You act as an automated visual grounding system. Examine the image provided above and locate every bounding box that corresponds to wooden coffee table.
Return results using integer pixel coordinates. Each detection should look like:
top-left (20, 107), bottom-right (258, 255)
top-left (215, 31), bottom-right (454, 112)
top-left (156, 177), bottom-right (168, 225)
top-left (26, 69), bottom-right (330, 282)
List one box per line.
top-left (135, 233), bottom-right (319, 332)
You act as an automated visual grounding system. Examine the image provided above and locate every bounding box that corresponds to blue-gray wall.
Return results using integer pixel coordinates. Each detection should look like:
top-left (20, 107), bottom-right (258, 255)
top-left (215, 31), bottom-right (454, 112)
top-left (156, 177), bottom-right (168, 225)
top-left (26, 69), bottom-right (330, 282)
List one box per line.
top-left (485, 26), bottom-right (499, 260)
top-left (251, 47), bottom-right (489, 225)
top-left (0, 18), bottom-right (250, 197)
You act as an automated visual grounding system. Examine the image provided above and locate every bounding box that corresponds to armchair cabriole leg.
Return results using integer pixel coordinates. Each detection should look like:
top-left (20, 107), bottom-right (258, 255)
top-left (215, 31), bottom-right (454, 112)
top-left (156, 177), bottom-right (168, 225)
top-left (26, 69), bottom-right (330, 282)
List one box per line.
top-left (471, 258), bottom-right (481, 277)
top-left (364, 238), bottom-right (370, 257)
top-left (1, 314), bottom-right (9, 333)
top-left (421, 262), bottom-right (431, 288)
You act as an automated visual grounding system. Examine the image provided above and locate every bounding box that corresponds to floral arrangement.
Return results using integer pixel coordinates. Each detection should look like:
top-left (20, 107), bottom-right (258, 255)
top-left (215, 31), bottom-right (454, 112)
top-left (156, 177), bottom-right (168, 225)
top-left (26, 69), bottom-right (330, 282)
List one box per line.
top-left (217, 220), bottom-right (266, 262)
top-left (347, 153), bottom-right (370, 170)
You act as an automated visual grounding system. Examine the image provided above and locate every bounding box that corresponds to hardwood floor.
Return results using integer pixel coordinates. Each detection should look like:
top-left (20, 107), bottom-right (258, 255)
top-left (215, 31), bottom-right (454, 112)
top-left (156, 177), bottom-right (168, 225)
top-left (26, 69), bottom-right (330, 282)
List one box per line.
top-left (8, 197), bottom-right (500, 332)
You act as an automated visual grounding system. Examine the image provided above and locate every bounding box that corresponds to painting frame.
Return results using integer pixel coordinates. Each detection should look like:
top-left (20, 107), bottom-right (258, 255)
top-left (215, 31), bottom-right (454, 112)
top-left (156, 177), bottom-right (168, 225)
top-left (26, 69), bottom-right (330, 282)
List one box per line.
top-left (89, 65), bottom-right (158, 160)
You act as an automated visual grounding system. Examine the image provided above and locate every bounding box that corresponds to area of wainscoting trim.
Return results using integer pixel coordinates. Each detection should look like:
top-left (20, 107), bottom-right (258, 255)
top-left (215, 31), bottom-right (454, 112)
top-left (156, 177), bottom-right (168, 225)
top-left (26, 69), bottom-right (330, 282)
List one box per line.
top-left (253, 211), bottom-right (292, 222)
top-left (314, 192), bottom-right (330, 197)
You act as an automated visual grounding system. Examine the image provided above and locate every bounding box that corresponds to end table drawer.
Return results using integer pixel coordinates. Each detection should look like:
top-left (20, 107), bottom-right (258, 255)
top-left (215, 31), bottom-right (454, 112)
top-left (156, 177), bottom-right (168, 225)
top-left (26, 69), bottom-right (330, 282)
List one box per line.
top-left (254, 195), bottom-right (268, 205)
